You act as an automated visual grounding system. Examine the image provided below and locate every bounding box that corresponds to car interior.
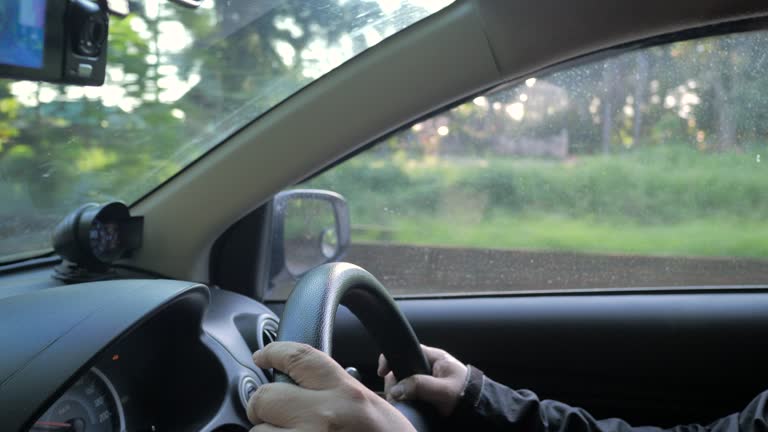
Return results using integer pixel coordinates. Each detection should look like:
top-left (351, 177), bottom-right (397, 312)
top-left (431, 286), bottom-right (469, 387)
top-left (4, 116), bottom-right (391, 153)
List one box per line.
top-left (2, 0), bottom-right (768, 431)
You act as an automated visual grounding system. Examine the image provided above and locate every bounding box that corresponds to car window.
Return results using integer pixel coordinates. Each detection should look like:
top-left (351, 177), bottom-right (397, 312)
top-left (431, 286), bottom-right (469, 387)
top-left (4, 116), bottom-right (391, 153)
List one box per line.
top-left (267, 28), bottom-right (768, 299)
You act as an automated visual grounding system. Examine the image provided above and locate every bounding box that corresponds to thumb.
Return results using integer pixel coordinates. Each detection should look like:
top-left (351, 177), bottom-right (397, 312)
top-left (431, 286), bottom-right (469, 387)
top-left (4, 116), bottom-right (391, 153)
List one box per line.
top-left (389, 374), bottom-right (448, 406)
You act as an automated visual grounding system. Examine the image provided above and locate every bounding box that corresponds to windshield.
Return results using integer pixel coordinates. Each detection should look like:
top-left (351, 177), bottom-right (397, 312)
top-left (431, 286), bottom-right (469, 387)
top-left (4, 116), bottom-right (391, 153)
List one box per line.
top-left (0, 0), bottom-right (453, 263)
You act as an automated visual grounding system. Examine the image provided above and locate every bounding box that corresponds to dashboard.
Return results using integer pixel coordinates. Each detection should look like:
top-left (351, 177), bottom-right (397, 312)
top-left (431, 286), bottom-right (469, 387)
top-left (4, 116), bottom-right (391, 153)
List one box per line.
top-left (32, 294), bottom-right (229, 432)
top-left (0, 272), bottom-right (278, 432)
top-left (33, 368), bottom-right (124, 432)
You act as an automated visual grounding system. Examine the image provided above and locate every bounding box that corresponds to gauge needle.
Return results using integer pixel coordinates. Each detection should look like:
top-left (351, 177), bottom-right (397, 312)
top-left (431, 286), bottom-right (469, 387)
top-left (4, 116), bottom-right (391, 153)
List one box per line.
top-left (31, 421), bottom-right (72, 429)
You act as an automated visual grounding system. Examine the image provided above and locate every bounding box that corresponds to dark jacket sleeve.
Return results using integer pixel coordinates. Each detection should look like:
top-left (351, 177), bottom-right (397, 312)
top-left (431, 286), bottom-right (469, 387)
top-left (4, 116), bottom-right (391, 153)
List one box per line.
top-left (449, 366), bottom-right (768, 432)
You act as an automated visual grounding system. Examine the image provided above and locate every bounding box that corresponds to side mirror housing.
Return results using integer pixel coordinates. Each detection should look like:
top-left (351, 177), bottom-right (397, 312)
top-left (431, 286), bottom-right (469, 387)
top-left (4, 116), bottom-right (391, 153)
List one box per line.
top-left (270, 189), bottom-right (350, 279)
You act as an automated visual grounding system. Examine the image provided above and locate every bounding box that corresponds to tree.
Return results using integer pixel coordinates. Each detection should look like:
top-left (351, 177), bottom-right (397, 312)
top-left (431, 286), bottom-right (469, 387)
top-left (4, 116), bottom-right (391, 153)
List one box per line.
top-left (632, 51), bottom-right (649, 145)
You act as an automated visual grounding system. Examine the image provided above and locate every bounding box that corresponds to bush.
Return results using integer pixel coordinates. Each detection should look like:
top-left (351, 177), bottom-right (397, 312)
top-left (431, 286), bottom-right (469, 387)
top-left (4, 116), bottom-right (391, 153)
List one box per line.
top-left (304, 145), bottom-right (768, 226)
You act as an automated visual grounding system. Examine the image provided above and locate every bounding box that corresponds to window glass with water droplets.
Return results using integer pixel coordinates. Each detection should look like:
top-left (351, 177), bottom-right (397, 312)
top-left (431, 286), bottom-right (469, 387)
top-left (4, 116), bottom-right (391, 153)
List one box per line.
top-left (269, 28), bottom-right (768, 299)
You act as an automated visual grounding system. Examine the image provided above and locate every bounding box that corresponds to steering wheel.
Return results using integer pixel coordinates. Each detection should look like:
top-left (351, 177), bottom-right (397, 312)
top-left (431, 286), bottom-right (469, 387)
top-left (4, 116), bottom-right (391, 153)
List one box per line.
top-left (275, 262), bottom-right (438, 431)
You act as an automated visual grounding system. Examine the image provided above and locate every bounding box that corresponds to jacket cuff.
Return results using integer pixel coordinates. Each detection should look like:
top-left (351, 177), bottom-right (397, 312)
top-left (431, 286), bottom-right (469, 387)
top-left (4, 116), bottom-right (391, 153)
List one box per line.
top-left (452, 364), bottom-right (484, 416)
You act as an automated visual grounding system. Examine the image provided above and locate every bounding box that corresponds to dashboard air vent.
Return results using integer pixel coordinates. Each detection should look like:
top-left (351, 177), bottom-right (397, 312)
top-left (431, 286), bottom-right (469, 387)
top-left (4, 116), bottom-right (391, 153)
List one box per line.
top-left (258, 315), bottom-right (279, 350)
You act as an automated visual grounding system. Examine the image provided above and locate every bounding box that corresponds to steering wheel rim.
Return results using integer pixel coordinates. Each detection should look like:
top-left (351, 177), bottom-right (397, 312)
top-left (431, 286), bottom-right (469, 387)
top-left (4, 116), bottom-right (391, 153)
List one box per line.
top-left (275, 262), bottom-right (436, 430)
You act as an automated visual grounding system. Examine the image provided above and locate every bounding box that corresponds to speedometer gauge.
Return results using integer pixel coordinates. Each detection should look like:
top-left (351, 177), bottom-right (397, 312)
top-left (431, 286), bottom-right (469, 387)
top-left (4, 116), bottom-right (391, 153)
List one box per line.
top-left (31, 368), bottom-right (125, 432)
top-left (89, 219), bottom-right (121, 261)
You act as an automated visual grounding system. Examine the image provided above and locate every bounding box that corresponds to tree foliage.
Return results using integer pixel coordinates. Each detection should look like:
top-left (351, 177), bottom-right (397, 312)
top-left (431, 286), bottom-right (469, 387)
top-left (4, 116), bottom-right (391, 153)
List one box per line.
top-left (395, 30), bottom-right (768, 158)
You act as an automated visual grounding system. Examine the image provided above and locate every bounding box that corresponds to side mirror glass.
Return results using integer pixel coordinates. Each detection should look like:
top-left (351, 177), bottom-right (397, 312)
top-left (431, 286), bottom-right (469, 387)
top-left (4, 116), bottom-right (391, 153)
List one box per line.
top-left (270, 189), bottom-right (350, 278)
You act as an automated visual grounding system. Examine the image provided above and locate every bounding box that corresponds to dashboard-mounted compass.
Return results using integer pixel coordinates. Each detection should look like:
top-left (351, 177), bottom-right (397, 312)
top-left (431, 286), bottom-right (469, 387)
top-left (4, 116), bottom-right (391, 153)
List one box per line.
top-left (52, 202), bottom-right (143, 282)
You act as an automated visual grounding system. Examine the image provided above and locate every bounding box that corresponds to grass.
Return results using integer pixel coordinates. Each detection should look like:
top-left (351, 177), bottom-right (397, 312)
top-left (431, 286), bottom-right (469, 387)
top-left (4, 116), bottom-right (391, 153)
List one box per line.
top-left (305, 145), bottom-right (768, 260)
top-left (353, 214), bottom-right (768, 259)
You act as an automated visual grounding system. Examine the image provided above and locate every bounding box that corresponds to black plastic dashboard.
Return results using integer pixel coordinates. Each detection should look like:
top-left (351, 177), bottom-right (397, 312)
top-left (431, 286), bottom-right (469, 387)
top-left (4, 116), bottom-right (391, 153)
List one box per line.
top-left (0, 268), bottom-right (279, 432)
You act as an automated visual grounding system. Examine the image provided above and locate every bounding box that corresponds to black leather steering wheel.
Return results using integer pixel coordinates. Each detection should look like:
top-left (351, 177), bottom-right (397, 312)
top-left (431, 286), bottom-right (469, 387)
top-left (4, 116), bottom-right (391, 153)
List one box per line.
top-left (275, 262), bottom-right (437, 431)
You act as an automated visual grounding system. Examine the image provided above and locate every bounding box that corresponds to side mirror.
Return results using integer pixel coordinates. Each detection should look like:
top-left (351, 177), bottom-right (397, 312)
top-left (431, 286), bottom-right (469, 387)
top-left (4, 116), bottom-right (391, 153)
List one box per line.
top-left (270, 189), bottom-right (350, 279)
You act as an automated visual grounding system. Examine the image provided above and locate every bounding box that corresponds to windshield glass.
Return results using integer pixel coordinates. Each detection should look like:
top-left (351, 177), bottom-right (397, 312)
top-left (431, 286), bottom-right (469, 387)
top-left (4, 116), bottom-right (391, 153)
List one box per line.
top-left (0, 0), bottom-right (453, 263)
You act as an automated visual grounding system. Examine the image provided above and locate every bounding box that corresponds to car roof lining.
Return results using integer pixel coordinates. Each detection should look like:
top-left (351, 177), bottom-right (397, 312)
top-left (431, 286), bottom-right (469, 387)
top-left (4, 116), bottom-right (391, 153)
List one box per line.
top-left (127, 0), bottom-right (768, 282)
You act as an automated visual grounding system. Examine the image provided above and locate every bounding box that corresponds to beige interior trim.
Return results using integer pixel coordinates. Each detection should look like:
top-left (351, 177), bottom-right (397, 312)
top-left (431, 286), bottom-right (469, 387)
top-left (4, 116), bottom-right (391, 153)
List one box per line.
top-left (480, 0), bottom-right (768, 78)
top-left (128, 0), bottom-right (768, 283)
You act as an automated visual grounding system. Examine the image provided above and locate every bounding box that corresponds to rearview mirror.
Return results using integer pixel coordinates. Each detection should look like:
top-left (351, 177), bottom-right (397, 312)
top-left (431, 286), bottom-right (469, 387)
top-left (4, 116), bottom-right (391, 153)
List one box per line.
top-left (270, 189), bottom-right (350, 278)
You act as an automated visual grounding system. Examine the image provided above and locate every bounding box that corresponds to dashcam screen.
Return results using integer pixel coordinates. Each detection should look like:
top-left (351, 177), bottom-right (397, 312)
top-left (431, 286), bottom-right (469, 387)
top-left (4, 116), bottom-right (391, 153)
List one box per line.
top-left (0, 0), bottom-right (47, 69)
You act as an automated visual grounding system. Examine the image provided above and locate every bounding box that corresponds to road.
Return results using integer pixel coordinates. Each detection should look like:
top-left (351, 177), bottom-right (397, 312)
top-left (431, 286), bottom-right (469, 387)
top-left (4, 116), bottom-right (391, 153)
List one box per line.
top-left (342, 242), bottom-right (768, 297)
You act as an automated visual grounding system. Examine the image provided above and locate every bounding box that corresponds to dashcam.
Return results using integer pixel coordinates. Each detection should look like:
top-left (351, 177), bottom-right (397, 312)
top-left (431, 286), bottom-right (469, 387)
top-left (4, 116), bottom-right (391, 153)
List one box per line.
top-left (0, 0), bottom-right (109, 86)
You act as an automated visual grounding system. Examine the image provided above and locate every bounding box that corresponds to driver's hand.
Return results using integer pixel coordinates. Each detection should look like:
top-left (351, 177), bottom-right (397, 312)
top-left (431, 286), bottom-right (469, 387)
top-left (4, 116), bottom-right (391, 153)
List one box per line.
top-left (248, 342), bottom-right (416, 432)
top-left (378, 345), bottom-right (468, 416)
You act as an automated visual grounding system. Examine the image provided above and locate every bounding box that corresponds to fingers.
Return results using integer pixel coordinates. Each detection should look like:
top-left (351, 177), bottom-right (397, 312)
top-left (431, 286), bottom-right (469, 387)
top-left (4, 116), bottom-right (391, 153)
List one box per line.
top-left (247, 383), bottom-right (326, 426)
top-left (378, 345), bottom-right (447, 378)
top-left (420, 344), bottom-right (449, 364)
top-left (377, 354), bottom-right (391, 377)
top-left (253, 342), bottom-right (344, 389)
top-left (389, 374), bottom-right (447, 403)
top-left (383, 372), bottom-right (397, 402)
top-left (380, 346), bottom-right (467, 417)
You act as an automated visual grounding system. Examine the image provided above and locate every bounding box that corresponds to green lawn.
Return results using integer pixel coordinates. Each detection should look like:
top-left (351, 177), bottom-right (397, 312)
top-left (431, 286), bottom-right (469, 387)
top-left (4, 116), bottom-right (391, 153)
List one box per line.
top-left (354, 214), bottom-right (768, 259)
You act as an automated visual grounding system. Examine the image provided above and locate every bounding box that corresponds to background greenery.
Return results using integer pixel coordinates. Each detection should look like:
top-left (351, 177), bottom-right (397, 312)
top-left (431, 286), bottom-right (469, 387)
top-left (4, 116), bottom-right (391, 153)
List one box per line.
top-left (308, 146), bottom-right (768, 258)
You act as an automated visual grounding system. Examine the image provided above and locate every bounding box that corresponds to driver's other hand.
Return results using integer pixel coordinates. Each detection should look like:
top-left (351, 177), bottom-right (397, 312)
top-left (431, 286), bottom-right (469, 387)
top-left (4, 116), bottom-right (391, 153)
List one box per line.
top-left (378, 345), bottom-right (468, 416)
top-left (248, 341), bottom-right (416, 432)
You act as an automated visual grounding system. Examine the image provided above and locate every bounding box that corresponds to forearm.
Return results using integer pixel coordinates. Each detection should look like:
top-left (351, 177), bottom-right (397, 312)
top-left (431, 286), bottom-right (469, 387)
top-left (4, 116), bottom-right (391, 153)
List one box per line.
top-left (449, 367), bottom-right (766, 432)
